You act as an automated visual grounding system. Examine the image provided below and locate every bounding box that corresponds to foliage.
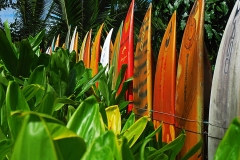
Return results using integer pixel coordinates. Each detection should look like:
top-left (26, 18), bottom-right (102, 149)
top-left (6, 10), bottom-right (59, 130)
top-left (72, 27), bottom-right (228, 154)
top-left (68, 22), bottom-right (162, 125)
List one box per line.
top-left (151, 0), bottom-right (237, 66)
top-left (0, 26), bottom-right (204, 159)
top-left (214, 118), bottom-right (240, 160)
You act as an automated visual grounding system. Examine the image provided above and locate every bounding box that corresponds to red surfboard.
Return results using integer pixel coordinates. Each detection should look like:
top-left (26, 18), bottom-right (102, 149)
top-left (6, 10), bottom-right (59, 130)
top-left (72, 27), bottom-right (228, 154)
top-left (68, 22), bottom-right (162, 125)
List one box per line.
top-left (117, 0), bottom-right (134, 112)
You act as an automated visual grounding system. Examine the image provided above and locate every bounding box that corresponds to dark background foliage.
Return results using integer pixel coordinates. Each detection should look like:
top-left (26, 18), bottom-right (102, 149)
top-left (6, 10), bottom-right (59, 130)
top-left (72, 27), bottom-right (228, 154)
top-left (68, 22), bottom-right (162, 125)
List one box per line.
top-left (0, 0), bottom-right (237, 68)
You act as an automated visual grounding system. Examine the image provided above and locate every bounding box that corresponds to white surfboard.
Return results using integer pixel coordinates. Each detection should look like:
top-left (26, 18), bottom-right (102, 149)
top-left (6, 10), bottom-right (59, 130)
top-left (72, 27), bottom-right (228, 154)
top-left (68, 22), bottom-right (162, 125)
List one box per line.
top-left (69, 26), bottom-right (77, 53)
top-left (64, 25), bottom-right (71, 50)
top-left (208, 0), bottom-right (240, 159)
top-left (100, 28), bottom-right (113, 73)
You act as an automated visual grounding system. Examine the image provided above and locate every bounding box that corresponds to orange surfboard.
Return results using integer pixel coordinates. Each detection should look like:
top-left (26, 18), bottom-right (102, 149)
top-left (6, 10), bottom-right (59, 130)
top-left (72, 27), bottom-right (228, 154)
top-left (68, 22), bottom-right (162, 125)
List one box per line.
top-left (175, 0), bottom-right (205, 159)
top-left (83, 29), bottom-right (92, 68)
top-left (153, 11), bottom-right (177, 143)
top-left (90, 24), bottom-right (104, 76)
top-left (74, 32), bottom-right (79, 62)
top-left (117, 0), bottom-right (134, 111)
top-left (133, 4), bottom-right (152, 119)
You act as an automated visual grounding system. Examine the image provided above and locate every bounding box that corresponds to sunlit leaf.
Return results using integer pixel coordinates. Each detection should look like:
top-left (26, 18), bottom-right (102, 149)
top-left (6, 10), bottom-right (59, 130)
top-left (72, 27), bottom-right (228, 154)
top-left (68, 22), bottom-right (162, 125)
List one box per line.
top-left (123, 116), bottom-right (148, 148)
top-left (67, 95), bottom-right (105, 147)
top-left (214, 118), bottom-right (240, 160)
top-left (82, 130), bottom-right (121, 160)
top-left (105, 105), bottom-right (121, 135)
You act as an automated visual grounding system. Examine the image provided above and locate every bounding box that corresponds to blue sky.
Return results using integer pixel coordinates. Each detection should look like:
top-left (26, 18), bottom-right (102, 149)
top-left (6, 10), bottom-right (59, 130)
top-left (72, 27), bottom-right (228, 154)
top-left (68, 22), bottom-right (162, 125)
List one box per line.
top-left (0, 8), bottom-right (15, 23)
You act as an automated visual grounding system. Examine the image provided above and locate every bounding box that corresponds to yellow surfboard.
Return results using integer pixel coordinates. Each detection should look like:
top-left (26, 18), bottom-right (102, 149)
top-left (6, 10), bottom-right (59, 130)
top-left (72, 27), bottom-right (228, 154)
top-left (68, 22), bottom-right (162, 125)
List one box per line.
top-left (133, 4), bottom-right (152, 119)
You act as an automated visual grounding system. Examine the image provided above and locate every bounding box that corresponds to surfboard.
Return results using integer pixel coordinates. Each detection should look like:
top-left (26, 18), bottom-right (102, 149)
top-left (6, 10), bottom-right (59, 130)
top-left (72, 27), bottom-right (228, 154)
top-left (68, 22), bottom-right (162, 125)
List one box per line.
top-left (109, 40), bottom-right (114, 66)
top-left (117, 0), bottom-right (134, 112)
top-left (83, 29), bottom-right (92, 68)
top-left (100, 28), bottom-right (114, 73)
top-left (175, 0), bottom-right (205, 159)
top-left (133, 3), bottom-right (152, 119)
top-left (74, 32), bottom-right (79, 62)
top-left (79, 31), bottom-right (89, 62)
top-left (54, 34), bottom-right (60, 51)
top-left (208, 0), bottom-right (240, 159)
top-left (64, 25), bottom-right (71, 50)
top-left (90, 23), bottom-right (104, 76)
top-left (153, 11), bottom-right (176, 144)
top-left (112, 22), bottom-right (123, 90)
top-left (51, 36), bottom-right (56, 53)
top-left (69, 26), bottom-right (77, 53)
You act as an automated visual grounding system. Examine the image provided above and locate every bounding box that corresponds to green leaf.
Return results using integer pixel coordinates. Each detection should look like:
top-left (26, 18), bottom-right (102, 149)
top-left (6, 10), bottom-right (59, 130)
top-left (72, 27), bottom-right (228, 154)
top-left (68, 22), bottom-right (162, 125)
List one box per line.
top-left (50, 48), bottom-right (70, 97)
top-left (115, 77), bottom-right (133, 104)
top-left (47, 122), bottom-right (87, 160)
top-left (0, 139), bottom-right (14, 160)
top-left (3, 21), bottom-right (12, 44)
top-left (17, 39), bottom-right (34, 77)
top-left (82, 130), bottom-right (121, 160)
top-left (77, 66), bottom-right (106, 97)
top-left (74, 68), bottom-right (92, 94)
top-left (67, 95), bottom-right (105, 147)
top-left (69, 50), bottom-right (76, 69)
top-left (114, 64), bottom-right (127, 91)
top-left (98, 73), bottom-right (110, 106)
top-left (123, 116), bottom-right (148, 148)
top-left (28, 30), bottom-right (45, 52)
top-left (11, 114), bottom-right (60, 160)
top-left (35, 53), bottom-right (50, 68)
top-left (22, 84), bottom-right (44, 102)
top-left (67, 61), bottom-right (85, 95)
top-left (140, 138), bottom-right (153, 160)
top-left (181, 139), bottom-right (203, 160)
top-left (38, 84), bottom-right (57, 115)
top-left (6, 81), bottom-right (30, 141)
top-left (214, 118), bottom-right (240, 160)
top-left (54, 97), bottom-right (79, 111)
top-left (0, 84), bottom-right (5, 108)
top-left (27, 65), bottom-right (46, 106)
top-left (66, 105), bottom-right (75, 122)
top-left (148, 131), bottom-right (186, 160)
top-left (121, 137), bottom-right (135, 160)
top-left (121, 111), bottom-right (135, 133)
top-left (119, 101), bottom-right (129, 111)
top-left (0, 30), bottom-right (18, 76)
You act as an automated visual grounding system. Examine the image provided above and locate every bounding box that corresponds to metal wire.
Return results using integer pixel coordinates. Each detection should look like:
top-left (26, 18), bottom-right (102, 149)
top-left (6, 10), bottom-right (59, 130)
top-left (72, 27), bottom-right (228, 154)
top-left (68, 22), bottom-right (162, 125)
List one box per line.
top-left (133, 106), bottom-right (232, 140)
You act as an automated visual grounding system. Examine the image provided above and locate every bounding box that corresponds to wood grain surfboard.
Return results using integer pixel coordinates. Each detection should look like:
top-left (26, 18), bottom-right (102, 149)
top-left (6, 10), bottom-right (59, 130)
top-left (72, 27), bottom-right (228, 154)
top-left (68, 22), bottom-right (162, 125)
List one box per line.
top-left (208, 0), bottom-right (240, 159)
top-left (153, 11), bottom-right (176, 143)
top-left (83, 29), bottom-right (92, 68)
top-left (133, 3), bottom-right (152, 119)
top-left (175, 0), bottom-right (205, 159)
top-left (90, 24), bottom-right (104, 76)
top-left (117, 0), bottom-right (134, 112)
top-left (112, 22), bottom-right (123, 90)
top-left (109, 40), bottom-right (114, 66)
